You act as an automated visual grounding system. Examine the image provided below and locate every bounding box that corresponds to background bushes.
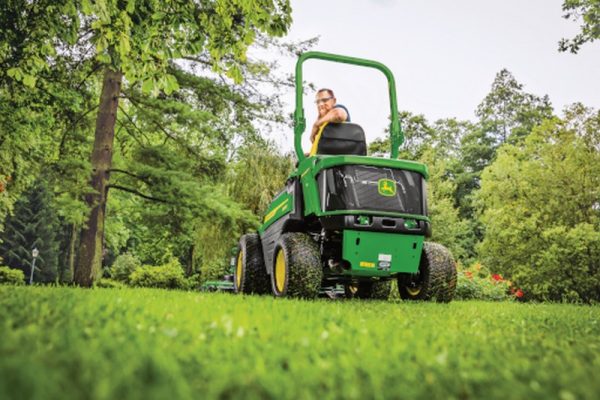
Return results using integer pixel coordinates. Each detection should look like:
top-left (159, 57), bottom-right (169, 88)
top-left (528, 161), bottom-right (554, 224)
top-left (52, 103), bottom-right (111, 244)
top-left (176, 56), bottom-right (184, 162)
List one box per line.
top-left (110, 253), bottom-right (141, 283)
top-left (478, 116), bottom-right (600, 303)
top-left (0, 266), bottom-right (25, 285)
top-left (129, 259), bottom-right (187, 289)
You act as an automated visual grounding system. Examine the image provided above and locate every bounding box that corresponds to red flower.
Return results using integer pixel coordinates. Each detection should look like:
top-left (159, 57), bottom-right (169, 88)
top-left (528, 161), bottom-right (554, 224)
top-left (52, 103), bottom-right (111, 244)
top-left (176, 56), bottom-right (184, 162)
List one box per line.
top-left (465, 271), bottom-right (473, 279)
top-left (491, 274), bottom-right (503, 282)
top-left (515, 289), bottom-right (524, 298)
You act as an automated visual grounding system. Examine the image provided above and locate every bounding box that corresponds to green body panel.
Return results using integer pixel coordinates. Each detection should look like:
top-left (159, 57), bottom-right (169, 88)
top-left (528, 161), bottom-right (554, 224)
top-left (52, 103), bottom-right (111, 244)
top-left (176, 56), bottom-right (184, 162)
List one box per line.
top-left (258, 191), bottom-right (293, 234)
top-left (342, 230), bottom-right (424, 277)
top-left (293, 52), bottom-right (403, 161)
top-left (295, 155), bottom-right (429, 219)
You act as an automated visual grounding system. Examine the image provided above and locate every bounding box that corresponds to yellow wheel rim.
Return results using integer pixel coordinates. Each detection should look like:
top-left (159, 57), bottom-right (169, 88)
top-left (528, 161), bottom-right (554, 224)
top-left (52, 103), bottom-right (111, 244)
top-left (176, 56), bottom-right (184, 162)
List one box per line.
top-left (274, 249), bottom-right (286, 294)
top-left (348, 284), bottom-right (358, 295)
top-left (236, 251), bottom-right (243, 289)
top-left (406, 285), bottom-right (421, 296)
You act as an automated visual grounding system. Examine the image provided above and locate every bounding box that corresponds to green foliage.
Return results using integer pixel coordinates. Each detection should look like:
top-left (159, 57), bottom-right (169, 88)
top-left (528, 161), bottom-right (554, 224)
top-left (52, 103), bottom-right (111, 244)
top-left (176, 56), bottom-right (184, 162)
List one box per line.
top-left (1, 0), bottom-right (295, 287)
top-left (448, 70), bottom-right (555, 259)
top-left (420, 149), bottom-right (469, 261)
top-left (129, 259), bottom-right (187, 289)
top-left (194, 222), bottom-right (241, 283)
top-left (478, 105), bottom-right (600, 302)
top-left (110, 253), bottom-right (141, 283)
top-left (559, 0), bottom-right (600, 53)
top-left (369, 111), bottom-right (436, 159)
top-left (95, 278), bottom-right (126, 289)
top-left (0, 266), bottom-right (24, 285)
top-left (0, 181), bottom-right (60, 282)
top-left (476, 69), bottom-right (553, 145)
top-left (1, 0), bottom-right (292, 91)
top-left (103, 57), bottom-right (295, 273)
top-left (228, 140), bottom-right (295, 215)
top-left (183, 139), bottom-right (293, 282)
top-left (2, 286), bottom-right (600, 399)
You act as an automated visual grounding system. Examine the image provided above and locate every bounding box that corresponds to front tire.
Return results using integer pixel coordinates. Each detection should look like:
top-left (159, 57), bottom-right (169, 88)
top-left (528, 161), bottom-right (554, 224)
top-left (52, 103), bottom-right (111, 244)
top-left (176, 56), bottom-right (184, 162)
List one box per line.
top-left (234, 233), bottom-right (270, 295)
top-left (398, 242), bottom-right (457, 302)
top-left (271, 233), bottom-right (322, 299)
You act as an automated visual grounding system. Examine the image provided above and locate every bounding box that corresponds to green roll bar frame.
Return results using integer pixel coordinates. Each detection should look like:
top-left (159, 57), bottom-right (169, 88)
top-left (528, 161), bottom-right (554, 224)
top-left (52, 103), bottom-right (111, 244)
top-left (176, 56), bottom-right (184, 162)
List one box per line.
top-left (293, 51), bottom-right (404, 162)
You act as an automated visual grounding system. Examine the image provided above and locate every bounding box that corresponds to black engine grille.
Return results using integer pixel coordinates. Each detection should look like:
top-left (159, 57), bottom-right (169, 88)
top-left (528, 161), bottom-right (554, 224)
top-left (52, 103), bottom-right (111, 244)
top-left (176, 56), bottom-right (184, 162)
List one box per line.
top-left (317, 165), bottom-right (425, 215)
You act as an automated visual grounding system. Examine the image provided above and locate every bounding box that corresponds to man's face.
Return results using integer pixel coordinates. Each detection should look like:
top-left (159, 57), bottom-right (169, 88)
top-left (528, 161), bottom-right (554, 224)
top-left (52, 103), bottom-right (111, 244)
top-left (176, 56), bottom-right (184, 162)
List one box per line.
top-left (315, 91), bottom-right (335, 117)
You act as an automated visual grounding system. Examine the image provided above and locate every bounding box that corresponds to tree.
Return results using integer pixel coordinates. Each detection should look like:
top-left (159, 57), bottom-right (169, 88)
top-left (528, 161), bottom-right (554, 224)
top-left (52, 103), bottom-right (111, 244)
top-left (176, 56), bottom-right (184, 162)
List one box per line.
top-left (454, 69), bottom-right (553, 226)
top-left (369, 111), bottom-right (436, 159)
top-left (419, 149), bottom-right (469, 262)
top-left (476, 69), bottom-right (553, 145)
top-left (477, 105), bottom-right (600, 302)
top-left (99, 50), bottom-right (299, 275)
top-left (1, 0), bottom-right (293, 286)
top-left (228, 140), bottom-right (294, 215)
top-left (0, 180), bottom-right (60, 282)
top-left (559, 0), bottom-right (600, 53)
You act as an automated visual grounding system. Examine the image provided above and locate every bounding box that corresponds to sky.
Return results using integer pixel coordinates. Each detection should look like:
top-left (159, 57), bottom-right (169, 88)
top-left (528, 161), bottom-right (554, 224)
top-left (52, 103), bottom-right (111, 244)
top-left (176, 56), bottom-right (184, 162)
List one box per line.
top-left (266, 0), bottom-right (600, 152)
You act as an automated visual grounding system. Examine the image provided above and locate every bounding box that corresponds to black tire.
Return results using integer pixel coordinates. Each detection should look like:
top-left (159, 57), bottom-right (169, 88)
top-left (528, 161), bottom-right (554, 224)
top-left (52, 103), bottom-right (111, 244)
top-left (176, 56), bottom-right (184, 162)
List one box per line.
top-left (345, 280), bottom-right (392, 300)
top-left (271, 232), bottom-right (323, 299)
top-left (234, 233), bottom-right (270, 295)
top-left (398, 242), bottom-right (457, 303)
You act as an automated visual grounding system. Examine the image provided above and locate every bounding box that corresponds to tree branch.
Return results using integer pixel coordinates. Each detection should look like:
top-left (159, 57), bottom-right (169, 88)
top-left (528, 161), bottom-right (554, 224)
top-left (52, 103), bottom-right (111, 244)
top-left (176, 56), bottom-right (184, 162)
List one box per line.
top-left (107, 184), bottom-right (169, 203)
top-left (117, 104), bottom-right (151, 143)
top-left (124, 94), bottom-right (197, 156)
top-left (108, 168), bottom-right (152, 185)
top-left (59, 103), bottom-right (100, 154)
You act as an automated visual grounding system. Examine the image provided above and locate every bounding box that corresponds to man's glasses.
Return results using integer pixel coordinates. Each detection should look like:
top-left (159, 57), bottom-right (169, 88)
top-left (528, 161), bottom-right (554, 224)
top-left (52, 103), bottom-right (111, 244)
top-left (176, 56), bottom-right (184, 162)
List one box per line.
top-left (315, 96), bottom-right (333, 105)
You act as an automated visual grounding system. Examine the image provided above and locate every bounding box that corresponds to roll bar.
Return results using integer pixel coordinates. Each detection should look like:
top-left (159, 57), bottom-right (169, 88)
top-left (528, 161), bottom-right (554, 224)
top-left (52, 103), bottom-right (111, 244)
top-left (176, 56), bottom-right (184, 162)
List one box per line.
top-left (293, 51), bottom-right (403, 161)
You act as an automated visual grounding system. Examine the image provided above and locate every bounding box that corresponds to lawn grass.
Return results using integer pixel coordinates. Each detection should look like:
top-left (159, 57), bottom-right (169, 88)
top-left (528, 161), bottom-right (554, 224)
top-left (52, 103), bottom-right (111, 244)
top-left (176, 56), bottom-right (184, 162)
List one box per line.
top-left (1, 286), bottom-right (599, 400)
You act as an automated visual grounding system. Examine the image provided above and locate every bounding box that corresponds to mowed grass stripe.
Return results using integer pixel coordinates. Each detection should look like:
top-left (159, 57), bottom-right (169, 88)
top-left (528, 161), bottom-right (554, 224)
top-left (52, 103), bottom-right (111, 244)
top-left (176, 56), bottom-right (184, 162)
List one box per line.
top-left (0, 286), bottom-right (599, 400)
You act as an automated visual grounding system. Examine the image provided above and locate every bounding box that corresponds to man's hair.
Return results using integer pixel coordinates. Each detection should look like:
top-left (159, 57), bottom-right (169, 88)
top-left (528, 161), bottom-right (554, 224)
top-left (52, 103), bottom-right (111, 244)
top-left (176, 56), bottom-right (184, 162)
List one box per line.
top-left (317, 88), bottom-right (334, 98)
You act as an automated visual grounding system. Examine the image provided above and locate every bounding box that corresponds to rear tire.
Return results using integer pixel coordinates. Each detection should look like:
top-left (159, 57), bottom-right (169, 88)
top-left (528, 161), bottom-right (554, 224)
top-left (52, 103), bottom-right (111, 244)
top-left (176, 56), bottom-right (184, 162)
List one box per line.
top-left (271, 233), bottom-right (322, 299)
top-left (398, 242), bottom-right (457, 302)
top-left (345, 280), bottom-right (391, 300)
top-left (234, 233), bottom-right (270, 295)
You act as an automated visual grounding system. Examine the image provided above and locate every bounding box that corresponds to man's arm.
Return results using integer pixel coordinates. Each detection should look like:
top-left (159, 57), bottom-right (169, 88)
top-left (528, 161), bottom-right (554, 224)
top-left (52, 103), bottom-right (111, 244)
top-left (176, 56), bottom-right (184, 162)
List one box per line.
top-left (310, 107), bottom-right (348, 142)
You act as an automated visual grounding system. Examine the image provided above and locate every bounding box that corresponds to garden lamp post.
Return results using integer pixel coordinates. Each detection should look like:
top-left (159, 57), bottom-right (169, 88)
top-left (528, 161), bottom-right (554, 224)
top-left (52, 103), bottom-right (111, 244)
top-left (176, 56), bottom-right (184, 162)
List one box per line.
top-left (29, 247), bottom-right (39, 285)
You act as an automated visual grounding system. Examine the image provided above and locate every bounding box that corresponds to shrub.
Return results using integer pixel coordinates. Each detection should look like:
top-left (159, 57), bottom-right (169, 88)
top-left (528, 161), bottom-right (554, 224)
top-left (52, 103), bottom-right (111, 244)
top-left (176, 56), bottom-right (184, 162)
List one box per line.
top-left (111, 253), bottom-right (141, 283)
top-left (516, 224), bottom-right (600, 303)
top-left (129, 258), bottom-right (187, 289)
top-left (455, 262), bottom-right (520, 301)
top-left (185, 273), bottom-right (203, 291)
top-left (0, 266), bottom-right (25, 285)
top-left (95, 278), bottom-right (126, 289)
top-left (478, 114), bottom-right (600, 303)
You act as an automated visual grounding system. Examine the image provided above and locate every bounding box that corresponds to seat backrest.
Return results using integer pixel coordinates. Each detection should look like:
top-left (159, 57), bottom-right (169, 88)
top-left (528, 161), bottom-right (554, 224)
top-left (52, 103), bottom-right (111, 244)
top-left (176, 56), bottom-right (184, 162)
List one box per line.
top-left (316, 123), bottom-right (367, 156)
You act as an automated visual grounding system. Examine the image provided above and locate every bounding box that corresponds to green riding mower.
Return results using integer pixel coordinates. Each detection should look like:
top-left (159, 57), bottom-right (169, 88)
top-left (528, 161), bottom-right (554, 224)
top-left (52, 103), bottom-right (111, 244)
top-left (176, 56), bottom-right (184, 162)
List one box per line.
top-left (234, 51), bottom-right (457, 302)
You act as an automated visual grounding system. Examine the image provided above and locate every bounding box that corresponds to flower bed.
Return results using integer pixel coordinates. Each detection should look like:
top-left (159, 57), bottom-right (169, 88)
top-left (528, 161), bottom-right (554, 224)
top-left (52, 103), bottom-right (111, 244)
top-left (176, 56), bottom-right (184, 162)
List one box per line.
top-left (456, 262), bottom-right (524, 301)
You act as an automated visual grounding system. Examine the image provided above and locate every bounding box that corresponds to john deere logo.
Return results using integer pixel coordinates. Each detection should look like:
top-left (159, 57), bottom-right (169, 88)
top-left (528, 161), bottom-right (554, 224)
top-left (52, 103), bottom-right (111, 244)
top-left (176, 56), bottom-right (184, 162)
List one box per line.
top-left (378, 179), bottom-right (396, 196)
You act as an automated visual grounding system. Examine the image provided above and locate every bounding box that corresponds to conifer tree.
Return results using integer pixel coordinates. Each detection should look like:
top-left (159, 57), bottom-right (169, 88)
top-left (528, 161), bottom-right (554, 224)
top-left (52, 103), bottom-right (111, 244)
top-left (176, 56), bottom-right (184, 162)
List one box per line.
top-left (0, 181), bottom-right (59, 282)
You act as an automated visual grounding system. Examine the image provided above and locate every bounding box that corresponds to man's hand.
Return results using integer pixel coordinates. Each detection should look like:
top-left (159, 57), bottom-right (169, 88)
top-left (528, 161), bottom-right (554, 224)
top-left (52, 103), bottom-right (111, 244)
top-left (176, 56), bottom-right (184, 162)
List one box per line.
top-left (310, 123), bottom-right (321, 143)
top-left (310, 107), bottom-right (347, 143)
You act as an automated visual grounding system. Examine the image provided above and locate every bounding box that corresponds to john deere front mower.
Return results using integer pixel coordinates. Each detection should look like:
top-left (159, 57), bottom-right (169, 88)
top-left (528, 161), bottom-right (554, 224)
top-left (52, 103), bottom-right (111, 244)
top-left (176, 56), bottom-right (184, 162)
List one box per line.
top-left (234, 52), bottom-right (457, 302)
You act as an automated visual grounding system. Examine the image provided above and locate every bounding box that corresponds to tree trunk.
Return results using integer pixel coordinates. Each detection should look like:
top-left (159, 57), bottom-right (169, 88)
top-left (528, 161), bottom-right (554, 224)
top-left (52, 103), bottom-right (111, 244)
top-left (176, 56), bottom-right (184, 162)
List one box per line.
top-left (186, 245), bottom-right (195, 276)
top-left (67, 223), bottom-right (78, 282)
top-left (74, 69), bottom-right (122, 287)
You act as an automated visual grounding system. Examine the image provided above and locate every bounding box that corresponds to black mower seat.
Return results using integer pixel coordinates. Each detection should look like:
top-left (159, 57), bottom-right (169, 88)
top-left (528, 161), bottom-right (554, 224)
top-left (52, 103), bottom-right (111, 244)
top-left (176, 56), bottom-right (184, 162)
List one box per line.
top-left (314, 122), bottom-right (367, 156)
